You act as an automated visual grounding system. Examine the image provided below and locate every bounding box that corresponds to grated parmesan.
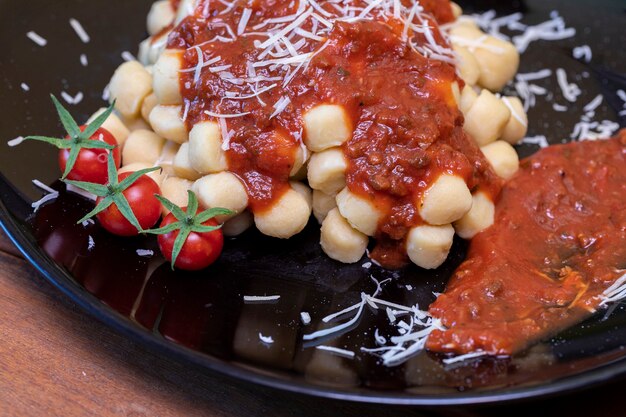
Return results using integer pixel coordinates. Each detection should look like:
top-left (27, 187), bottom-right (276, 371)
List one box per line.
top-left (121, 51), bottom-right (136, 62)
top-left (136, 249), bottom-right (154, 257)
top-left (31, 180), bottom-right (59, 212)
top-left (572, 45), bottom-right (592, 63)
top-left (69, 18), bottom-right (90, 43)
top-left (61, 91), bottom-right (84, 105)
top-left (243, 295), bottom-right (281, 303)
top-left (521, 135), bottom-right (549, 148)
top-left (300, 311), bottom-right (311, 325)
top-left (259, 333), bottom-right (274, 344)
top-left (26, 31), bottom-right (47, 47)
top-left (442, 350), bottom-right (488, 365)
top-left (598, 273), bottom-right (626, 308)
top-left (316, 345), bottom-right (355, 359)
top-left (556, 68), bottom-right (581, 103)
top-left (66, 183), bottom-right (97, 201)
top-left (7, 136), bottom-right (25, 147)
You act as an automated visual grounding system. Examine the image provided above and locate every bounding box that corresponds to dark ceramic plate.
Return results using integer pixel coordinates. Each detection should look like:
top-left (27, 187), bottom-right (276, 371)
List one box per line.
top-left (1, 0), bottom-right (625, 406)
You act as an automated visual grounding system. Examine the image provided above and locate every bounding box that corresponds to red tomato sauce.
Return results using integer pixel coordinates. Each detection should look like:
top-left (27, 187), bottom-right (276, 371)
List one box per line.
top-left (170, 0), bottom-right (181, 11)
top-left (167, 0), bottom-right (500, 264)
top-left (427, 133), bottom-right (626, 355)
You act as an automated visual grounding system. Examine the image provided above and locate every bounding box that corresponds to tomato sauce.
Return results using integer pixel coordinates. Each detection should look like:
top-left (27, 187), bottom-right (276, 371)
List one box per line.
top-left (170, 0), bottom-right (181, 11)
top-left (427, 133), bottom-right (626, 355)
top-left (167, 0), bottom-right (501, 265)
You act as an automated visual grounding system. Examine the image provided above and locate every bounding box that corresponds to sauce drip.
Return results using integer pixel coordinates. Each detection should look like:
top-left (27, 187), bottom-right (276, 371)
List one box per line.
top-left (427, 133), bottom-right (626, 355)
top-left (167, 0), bottom-right (500, 266)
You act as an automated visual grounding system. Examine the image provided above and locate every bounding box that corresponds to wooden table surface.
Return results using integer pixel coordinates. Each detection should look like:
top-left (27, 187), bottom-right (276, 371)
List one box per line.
top-left (1, 230), bottom-right (625, 417)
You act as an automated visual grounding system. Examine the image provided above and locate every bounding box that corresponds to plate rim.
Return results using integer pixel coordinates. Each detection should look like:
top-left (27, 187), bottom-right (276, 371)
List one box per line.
top-left (2, 196), bottom-right (626, 406)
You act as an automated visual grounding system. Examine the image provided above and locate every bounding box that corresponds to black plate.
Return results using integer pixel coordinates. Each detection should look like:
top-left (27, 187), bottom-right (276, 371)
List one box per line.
top-left (1, 0), bottom-right (626, 406)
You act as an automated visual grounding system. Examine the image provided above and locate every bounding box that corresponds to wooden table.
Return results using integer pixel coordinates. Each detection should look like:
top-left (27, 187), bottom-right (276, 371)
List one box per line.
top-left (1, 230), bottom-right (625, 417)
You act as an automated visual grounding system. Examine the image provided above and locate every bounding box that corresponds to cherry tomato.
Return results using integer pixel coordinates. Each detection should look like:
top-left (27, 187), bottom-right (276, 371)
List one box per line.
top-left (59, 126), bottom-right (120, 184)
top-left (157, 209), bottom-right (225, 271)
top-left (96, 172), bottom-right (161, 236)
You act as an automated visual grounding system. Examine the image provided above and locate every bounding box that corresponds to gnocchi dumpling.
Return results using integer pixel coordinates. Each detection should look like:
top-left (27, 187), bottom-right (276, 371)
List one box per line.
top-left (320, 208), bottom-right (368, 263)
top-left (122, 129), bottom-right (165, 166)
top-left (172, 142), bottom-right (201, 180)
top-left (192, 172), bottom-right (248, 221)
top-left (108, 61), bottom-right (153, 120)
top-left (336, 187), bottom-right (382, 237)
top-left (149, 105), bottom-right (188, 144)
top-left (188, 121), bottom-right (227, 174)
top-left (159, 176), bottom-right (193, 215)
top-left (254, 187), bottom-right (312, 239)
top-left (418, 174), bottom-right (473, 226)
top-left (87, 108), bottom-right (130, 146)
top-left (464, 89), bottom-right (511, 146)
top-left (454, 191), bottom-right (495, 239)
top-left (147, 0), bottom-right (176, 36)
top-left (153, 50), bottom-right (183, 105)
top-left (480, 140), bottom-right (520, 180)
top-left (303, 104), bottom-right (352, 152)
top-left (406, 224), bottom-right (455, 270)
top-left (307, 147), bottom-right (347, 195)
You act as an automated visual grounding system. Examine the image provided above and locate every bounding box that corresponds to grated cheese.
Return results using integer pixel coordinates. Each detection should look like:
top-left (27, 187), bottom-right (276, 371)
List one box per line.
top-left (218, 117), bottom-right (231, 151)
top-left (205, 110), bottom-right (251, 118)
top-left (511, 11), bottom-right (575, 53)
top-left (237, 8), bottom-right (253, 35)
top-left (136, 249), bottom-right (154, 257)
top-left (243, 294), bottom-right (281, 303)
top-left (32, 179), bottom-right (56, 194)
top-left (121, 51), bottom-right (136, 62)
top-left (442, 350), bottom-right (488, 365)
top-left (571, 120), bottom-right (619, 141)
top-left (598, 273), bottom-right (626, 308)
top-left (556, 68), bottom-right (581, 103)
top-left (102, 84), bottom-right (110, 101)
top-left (269, 96), bottom-right (291, 118)
top-left (80, 53), bottom-right (88, 66)
top-left (193, 46), bottom-right (204, 84)
top-left (514, 70), bottom-right (552, 111)
top-left (66, 183), bottom-right (97, 201)
top-left (617, 89), bottom-right (626, 116)
top-left (21, 83), bottom-right (30, 92)
top-left (300, 311), bottom-right (311, 325)
top-left (501, 96), bottom-right (527, 127)
top-left (374, 328), bottom-right (386, 345)
top-left (259, 333), bottom-right (274, 344)
top-left (316, 345), bottom-right (355, 359)
top-left (583, 94), bottom-right (603, 115)
top-left (521, 135), bottom-right (549, 148)
top-left (69, 18), bottom-right (90, 43)
top-left (31, 180), bottom-right (59, 212)
top-left (61, 91), bottom-right (84, 105)
top-left (7, 136), bottom-right (25, 147)
top-left (26, 31), bottom-right (47, 47)
top-left (572, 45), bottom-right (592, 63)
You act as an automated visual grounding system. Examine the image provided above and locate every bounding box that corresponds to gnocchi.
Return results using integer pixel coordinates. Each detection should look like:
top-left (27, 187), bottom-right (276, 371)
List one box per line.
top-left (419, 175), bottom-right (473, 226)
top-left (103, 1), bottom-right (527, 271)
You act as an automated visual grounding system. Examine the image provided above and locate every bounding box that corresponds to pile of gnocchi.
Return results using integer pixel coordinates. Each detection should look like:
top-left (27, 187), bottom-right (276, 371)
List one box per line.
top-left (98, 0), bottom-right (528, 270)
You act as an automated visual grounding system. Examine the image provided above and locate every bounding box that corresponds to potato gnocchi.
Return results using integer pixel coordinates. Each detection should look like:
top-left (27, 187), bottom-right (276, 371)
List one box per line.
top-left (103, 0), bottom-right (526, 270)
